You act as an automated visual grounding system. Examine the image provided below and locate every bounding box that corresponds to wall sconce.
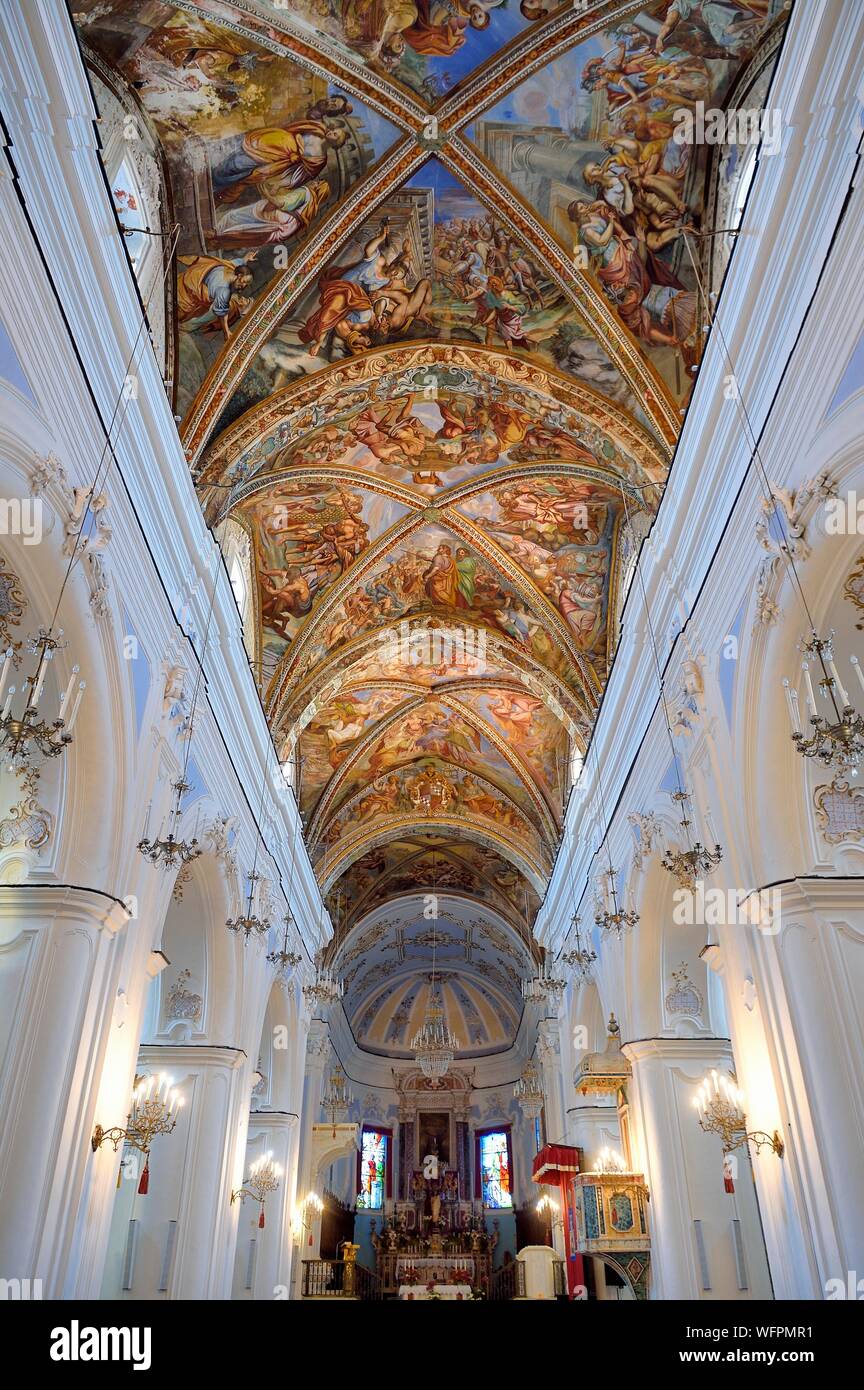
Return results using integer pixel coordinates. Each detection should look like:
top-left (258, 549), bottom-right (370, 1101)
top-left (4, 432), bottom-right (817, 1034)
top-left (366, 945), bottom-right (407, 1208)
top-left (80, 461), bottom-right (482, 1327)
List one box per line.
top-left (291, 1190), bottom-right (323, 1242)
top-left (231, 1151), bottom-right (282, 1229)
top-left (694, 1070), bottom-right (784, 1158)
top-left (536, 1192), bottom-right (563, 1235)
top-left (92, 1073), bottom-right (183, 1193)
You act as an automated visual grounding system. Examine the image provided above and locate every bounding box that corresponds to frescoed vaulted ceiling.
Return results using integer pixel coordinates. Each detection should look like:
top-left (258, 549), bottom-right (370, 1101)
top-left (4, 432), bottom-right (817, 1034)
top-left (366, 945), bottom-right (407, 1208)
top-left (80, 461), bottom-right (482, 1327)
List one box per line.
top-left (74, 0), bottom-right (789, 1051)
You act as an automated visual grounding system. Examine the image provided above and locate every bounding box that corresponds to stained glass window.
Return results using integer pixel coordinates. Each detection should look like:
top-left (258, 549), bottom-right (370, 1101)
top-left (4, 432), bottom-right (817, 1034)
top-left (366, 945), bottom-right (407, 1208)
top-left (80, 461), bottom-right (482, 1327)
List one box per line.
top-left (357, 1128), bottom-right (388, 1209)
top-left (478, 1129), bottom-right (512, 1209)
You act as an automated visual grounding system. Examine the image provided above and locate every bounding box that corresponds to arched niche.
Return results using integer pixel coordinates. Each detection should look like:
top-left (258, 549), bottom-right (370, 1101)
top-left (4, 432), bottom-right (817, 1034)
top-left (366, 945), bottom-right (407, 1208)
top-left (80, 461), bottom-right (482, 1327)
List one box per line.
top-left (143, 849), bottom-right (239, 1045)
top-left (251, 977), bottom-right (300, 1114)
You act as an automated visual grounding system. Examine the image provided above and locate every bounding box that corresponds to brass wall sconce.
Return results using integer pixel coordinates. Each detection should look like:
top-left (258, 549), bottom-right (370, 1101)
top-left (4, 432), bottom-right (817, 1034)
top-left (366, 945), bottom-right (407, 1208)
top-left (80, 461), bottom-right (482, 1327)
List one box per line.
top-left (694, 1070), bottom-right (784, 1158)
top-left (92, 1073), bottom-right (183, 1193)
top-left (231, 1152), bottom-right (282, 1228)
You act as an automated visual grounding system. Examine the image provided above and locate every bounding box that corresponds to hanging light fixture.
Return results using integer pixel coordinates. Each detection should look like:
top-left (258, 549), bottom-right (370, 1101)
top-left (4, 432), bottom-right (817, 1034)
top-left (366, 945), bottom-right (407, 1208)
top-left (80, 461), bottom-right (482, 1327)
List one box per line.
top-left (227, 869), bottom-right (272, 943)
top-left (321, 1064), bottom-right (352, 1130)
top-left (411, 852), bottom-right (459, 1085)
top-left (560, 913), bottom-right (597, 982)
top-left (513, 1058), bottom-right (545, 1118)
top-left (138, 777), bottom-right (202, 870)
top-left (139, 547), bottom-right (224, 872)
top-left (784, 630), bottom-right (864, 775)
top-left (521, 950), bottom-right (566, 1004)
top-left (0, 630), bottom-right (85, 773)
top-left (661, 789), bottom-right (723, 888)
top-left (595, 865), bottom-right (639, 938)
top-left (303, 958), bottom-right (344, 1008)
top-left (267, 914), bottom-right (302, 977)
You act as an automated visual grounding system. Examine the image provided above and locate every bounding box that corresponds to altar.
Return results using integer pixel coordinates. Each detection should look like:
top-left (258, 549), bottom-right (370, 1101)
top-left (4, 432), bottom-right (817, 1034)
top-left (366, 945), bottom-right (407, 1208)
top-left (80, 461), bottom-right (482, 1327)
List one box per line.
top-left (396, 1256), bottom-right (474, 1283)
top-left (398, 1284), bottom-right (473, 1301)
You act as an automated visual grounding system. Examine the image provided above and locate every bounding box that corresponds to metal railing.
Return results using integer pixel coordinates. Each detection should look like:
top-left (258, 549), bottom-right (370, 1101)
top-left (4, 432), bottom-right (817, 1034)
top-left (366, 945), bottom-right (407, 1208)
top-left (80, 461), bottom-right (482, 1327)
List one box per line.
top-left (302, 1259), bottom-right (382, 1300)
top-left (488, 1261), bottom-right (526, 1301)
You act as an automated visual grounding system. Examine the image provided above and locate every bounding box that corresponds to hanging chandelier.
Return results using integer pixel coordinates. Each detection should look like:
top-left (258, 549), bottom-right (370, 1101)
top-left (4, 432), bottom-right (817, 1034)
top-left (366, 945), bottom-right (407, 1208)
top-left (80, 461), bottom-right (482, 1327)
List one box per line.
top-left (267, 913), bottom-right (301, 977)
top-left (227, 870), bottom-right (271, 943)
top-left (661, 790), bottom-right (723, 889)
top-left (411, 986), bottom-right (458, 1086)
top-left (521, 952), bottom-right (566, 1004)
top-left (595, 867), bottom-right (639, 938)
top-left (410, 852), bottom-right (458, 1085)
top-left (513, 1059), bottom-right (545, 1118)
top-left (138, 777), bottom-right (202, 870)
top-left (0, 630), bottom-right (85, 773)
top-left (302, 962), bottom-right (344, 1009)
top-left (785, 631), bottom-right (864, 775)
top-left (322, 1064), bottom-right (352, 1128)
top-left (560, 913), bottom-right (597, 982)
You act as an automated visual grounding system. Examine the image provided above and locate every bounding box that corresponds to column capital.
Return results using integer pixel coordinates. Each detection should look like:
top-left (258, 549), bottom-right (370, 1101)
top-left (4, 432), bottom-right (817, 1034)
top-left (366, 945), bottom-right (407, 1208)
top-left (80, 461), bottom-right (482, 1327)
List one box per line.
top-left (138, 1043), bottom-right (247, 1071)
top-left (248, 1110), bottom-right (299, 1130)
top-left (0, 882), bottom-right (130, 934)
top-left (621, 1036), bottom-right (733, 1067)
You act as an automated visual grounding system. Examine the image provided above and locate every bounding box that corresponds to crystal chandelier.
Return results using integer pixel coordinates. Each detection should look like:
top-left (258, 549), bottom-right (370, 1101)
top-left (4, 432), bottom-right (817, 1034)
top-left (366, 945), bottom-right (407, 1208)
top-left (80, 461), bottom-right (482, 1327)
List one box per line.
top-left (560, 913), bottom-right (597, 981)
top-left (322, 1064), bottom-right (352, 1128)
top-left (784, 630), bottom-right (864, 775)
top-left (302, 958), bottom-right (344, 1008)
top-left (595, 867), bottom-right (639, 937)
top-left (661, 790), bottom-right (723, 889)
top-left (411, 986), bottom-right (458, 1086)
top-left (521, 951), bottom-right (566, 1004)
top-left (267, 913), bottom-right (301, 977)
top-left (138, 777), bottom-right (202, 870)
top-left (0, 630), bottom-right (85, 773)
top-left (227, 870), bottom-right (271, 943)
top-left (513, 1059), bottom-right (545, 1118)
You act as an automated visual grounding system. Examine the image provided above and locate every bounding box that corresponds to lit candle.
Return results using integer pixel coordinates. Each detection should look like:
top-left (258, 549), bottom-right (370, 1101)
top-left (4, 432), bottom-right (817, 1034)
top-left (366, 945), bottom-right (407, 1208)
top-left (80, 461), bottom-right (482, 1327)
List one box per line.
top-left (851, 655), bottom-right (864, 697)
top-left (0, 649), bottom-right (11, 697)
top-left (1, 685), bottom-right (15, 720)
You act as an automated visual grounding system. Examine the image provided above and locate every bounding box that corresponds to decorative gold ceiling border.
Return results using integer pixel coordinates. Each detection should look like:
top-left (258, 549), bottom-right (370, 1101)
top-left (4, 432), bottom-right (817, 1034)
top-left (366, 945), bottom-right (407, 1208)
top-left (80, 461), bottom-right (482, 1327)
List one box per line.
top-left (273, 613), bottom-right (592, 749)
top-left (225, 464), bottom-right (428, 519)
top-left (314, 759), bottom-right (545, 866)
top-left (180, 138), bottom-right (425, 460)
top-left (306, 674), bottom-right (577, 740)
top-left (333, 844), bottom-right (537, 939)
top-left (441, 138), bottom-right (681, 444)
top-left (338, 867), bottom-right (536, 945)
top-left (265, 508), bottom-right (587, 712)
top-left (320, 815), bottom-right (547, 893)
top-left (198, 342), bottom-right (665, 482)
top-left (306, 688), bottom-right (559, 845)
top-left (174, 0), bottom-right (426, 126)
